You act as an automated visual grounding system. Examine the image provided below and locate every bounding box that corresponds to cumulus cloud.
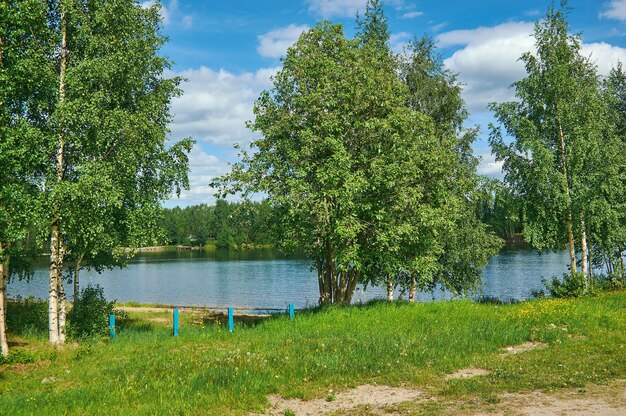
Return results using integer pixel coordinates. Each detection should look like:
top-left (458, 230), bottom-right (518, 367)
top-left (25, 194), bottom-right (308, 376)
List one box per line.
top-left (440, 22), bottom-right (626, 113)
top-left (168, 66), bottom-right (277, 146)
top-left (165, 145), bottom-right (230, 205)
top-left (601, 0), bottom-right (626, 20)
top-left (305, 0), bottom-right (407, 18)
top-left (476, 152), bottom-right (504, 178)
top-left (582, 42), bottom-right (626, 74)
top-left (257, 24), bottom-right (310, 58)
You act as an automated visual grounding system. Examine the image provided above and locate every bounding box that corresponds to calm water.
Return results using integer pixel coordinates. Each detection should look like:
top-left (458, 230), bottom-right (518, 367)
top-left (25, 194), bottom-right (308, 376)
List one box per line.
top-left (7, 249), bottom-right (573, 308)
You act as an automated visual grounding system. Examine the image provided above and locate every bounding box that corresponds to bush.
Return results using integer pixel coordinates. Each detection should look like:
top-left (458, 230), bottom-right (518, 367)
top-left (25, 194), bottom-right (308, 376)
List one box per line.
top-left (0, 349), bottom-right (36, 365)
top-left (537, 272), bottom-right (622, 299)
top-left (6, 297), bottom-right (48, 336)
top-left (541, 272), bottom-right (588, 298)
top-left (67, 285), bottom-right (115, 340)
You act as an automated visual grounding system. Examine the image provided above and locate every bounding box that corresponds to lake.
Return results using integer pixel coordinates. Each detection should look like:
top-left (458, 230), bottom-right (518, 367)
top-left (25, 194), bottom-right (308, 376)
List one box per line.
top-left (7, 248), bottom-right (574, 308)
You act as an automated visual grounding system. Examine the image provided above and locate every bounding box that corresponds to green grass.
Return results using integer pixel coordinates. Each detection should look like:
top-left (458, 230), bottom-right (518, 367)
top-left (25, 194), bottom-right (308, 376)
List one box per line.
top-left (1, 292), bottom-right (625, 415)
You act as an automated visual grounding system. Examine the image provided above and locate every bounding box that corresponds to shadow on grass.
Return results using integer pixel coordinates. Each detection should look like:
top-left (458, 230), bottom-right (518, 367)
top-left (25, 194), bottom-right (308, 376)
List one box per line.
top-left (6, 299), bottom-right (48, 337)
top-left (201, 311), bottom-right (276, 328)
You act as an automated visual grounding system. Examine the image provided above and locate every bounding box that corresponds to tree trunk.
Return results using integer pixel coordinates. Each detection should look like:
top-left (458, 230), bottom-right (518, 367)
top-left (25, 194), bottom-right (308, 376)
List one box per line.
top-left (558, 123), bottom-right (577, 274)
top-left (49, 0), bottom-right (68, 345)
top-left (409, 275), bottom-right (417, 303)
top-left (617, 247), bottom-right (626, 277)
top-left (73, 253), bottom-right (83, 302)
top-left (0, 245), bottom-right (9, 357)
top-left (48, 222), bottom-right (61, 344)
top-left (588, 243), bottom-right (593, 283)
top-left (57, 269), bottom-right (67, 344)
top-left (386, 274), bottom-right (393, 301)
top-left (1, 249), bottom-right (7, 323)
top-left (580, 214), bottom-right (588, 282)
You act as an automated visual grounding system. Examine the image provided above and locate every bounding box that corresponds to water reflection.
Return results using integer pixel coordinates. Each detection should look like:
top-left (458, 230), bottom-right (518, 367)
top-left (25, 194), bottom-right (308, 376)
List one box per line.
top-left (8, 248), bottom-right (573, 308)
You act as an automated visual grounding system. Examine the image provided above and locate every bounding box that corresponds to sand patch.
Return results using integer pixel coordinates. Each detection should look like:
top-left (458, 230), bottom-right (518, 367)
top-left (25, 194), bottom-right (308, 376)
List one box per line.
top-left (262, 384), bottom-right (422, 416)
top-left (445, 367), bottom-right (491, 380)
top-left (487, 380), bottom-right (626, 415)
top-left (502, 342), bottom-right (548, 355)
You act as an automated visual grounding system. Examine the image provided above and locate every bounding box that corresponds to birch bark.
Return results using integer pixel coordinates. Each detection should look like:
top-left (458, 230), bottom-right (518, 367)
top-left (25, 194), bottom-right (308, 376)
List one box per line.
top-left (0, 245), bottom-right (8, 356)
top-left (49, 0), bottom-right (68, 344)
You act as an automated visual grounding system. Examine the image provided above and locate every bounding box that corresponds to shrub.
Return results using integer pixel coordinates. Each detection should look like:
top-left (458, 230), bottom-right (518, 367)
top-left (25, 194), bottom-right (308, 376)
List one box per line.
top-left (6, 297), bottom-right (48, 336)
top-left (541, 272), bottom-right (587, 298)
top-left (0, 349), bottom-right (36, 365)
top-left (67, 285), bottom-right (114, 340)
top-left (538, 272), bottom-right (622, 299)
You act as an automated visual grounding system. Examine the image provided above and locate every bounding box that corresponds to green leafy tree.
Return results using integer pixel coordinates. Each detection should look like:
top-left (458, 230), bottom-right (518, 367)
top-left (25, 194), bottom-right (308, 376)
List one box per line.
top-left (41, 0), bottom-right (192, 344)
top-left (489, 4), bottom-right (614, 287)
top-left (0, 0), bottom-right (52, 356)
top-left (384, 34), bottom-right (501, 301)
top-left (596, 64), bottom-right (626, 280)
top-left (214, 5), bottom-right (499, 305)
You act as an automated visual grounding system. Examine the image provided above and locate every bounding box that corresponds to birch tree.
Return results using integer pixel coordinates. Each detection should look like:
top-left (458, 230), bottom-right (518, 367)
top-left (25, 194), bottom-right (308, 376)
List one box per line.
top-left (0, 0), bottom-right (52, 356)
top-left (44, 0), bottom-right (192, 343)
top-left (489, 4), bottom-right (608, 284)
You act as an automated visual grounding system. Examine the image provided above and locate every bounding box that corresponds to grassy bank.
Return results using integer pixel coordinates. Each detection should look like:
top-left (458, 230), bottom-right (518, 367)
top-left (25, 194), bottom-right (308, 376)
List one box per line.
top-left (1, 292), bottom-right (625, 415)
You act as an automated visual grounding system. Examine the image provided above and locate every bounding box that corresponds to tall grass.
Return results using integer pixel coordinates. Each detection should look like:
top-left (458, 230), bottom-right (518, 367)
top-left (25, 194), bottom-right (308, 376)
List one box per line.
top-left (0, 293), bottom-right (624, 415)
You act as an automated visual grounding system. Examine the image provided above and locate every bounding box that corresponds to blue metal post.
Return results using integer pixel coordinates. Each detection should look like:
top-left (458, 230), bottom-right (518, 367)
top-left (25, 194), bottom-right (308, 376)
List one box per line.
top-left (173, 308), bottom-right (179, 337)
top-left (228, 307), bottom-right (234, 332)
top-left (289, 304), bottom-right (295, 320)
top-left (109, 314), bottom-right (115, 339)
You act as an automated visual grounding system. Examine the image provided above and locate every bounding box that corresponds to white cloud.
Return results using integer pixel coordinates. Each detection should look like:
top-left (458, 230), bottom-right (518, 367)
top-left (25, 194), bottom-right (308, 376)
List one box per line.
top-left (440, 22), bottom-right (534, 113)
top-left (168, 66), bottom-right (277, 146)
top-left (582, 42), bottom-right (626, 74)
top-left (430, 22), bottom-right (448, 32)
top-left (477, 153), bottom-right (504, 177)
top-left (257, 24), bottom-right (310, 58)
top-left (305, 0), bottom-right (406, 18)
top-left (601, 0), bottom-right (626, 20)
top-left (173, 146), bottom-right (229, 204)
top-left (400, 11), bottom-right (423, 19)
top-left (439, 22), bottom-right (626, 113)
top-left (390, 32), bottom-right (411, 54)
top-left (141, 0), bottom-right (192, 28)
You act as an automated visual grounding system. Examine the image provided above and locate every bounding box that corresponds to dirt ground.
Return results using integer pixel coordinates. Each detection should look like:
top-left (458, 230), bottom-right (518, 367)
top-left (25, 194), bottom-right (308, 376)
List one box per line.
top-left (259, 379), bottom-right (626, 416)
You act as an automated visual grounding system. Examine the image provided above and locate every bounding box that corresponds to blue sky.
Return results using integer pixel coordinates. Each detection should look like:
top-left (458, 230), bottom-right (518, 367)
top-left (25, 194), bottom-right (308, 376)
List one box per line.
top-left (152, 0), bottom-right (626, 207)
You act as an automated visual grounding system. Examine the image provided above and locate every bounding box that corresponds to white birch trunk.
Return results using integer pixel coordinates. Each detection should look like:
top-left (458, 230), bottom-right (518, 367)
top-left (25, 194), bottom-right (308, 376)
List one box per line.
top-left (73, 253), bottom-right (83, 302)
top-left (48, 223), bottom-right (60, 344)
top-left (558, 123), bottom-right (577, 274)
top-left (1, 251), bottom-right (6, 323)
top-left (57, 266), bottom-right (67, 344)
top-left (0, 247), bottom-right (9, 357)
top-left (580, 214), bottom-right (588, 281)
top-left (386, 275), bottom-right (393, 301)
top-left (409, 275), bottom-right (417, 303)
top-left (49, 0), bottom-right (68, 345)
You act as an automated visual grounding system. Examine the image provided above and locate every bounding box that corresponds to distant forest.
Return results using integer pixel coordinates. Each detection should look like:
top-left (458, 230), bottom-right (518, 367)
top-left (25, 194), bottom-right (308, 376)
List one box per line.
top-left (161, 200), bottom-right (275, 248)
top-left (161, 182), bottom-right (524, 249)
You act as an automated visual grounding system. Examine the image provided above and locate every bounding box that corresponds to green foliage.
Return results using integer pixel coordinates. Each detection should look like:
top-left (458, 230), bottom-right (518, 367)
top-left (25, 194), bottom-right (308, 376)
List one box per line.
top-left (214, 5), bottom-right (499, 304)
top-left (6, 298), bottom-right (48, 337)
top-left (161, 200), bottom-right (276, 247)
top-left (67, 285), bottom-right (114, 340)
top-left (0, 349), bottom-right (35, 365)
top-left (489, 2), bottom-right (624, 287)
top-left (539, 273), bottom-right (588, 298)
top-left (535, 272), bottom-right (625, 299)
